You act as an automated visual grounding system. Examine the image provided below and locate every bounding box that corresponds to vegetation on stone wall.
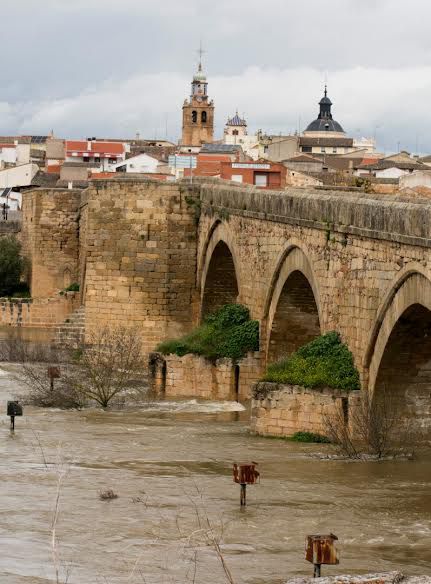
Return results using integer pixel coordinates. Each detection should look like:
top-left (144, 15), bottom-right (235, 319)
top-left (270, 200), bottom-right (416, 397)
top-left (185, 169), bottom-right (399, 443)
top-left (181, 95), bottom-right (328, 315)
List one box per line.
top-left (59, 282), bottom-right (80, 295)
top-left (263, 332), bottom-right (360, 390)
top-left (0, 236), bottom-right (28, 297)
top-left (157, 304), bottom-right (259, 361)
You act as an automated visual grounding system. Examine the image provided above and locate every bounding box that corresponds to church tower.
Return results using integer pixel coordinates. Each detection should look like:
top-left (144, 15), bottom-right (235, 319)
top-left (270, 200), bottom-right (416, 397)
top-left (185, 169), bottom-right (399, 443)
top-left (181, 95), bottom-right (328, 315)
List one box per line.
top-left (181, 51), bottom-right (214, 146)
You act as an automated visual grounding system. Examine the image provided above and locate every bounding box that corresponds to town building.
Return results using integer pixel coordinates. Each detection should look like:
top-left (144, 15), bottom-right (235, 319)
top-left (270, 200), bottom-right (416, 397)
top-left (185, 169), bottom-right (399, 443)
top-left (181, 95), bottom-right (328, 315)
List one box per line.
top-left (356, 151), bottom-right (427, 178)
top-left (220, 159), bottom-right (287, 189)
top-left (65, 139), bottom-right (128, 171)
top-left (112, 153), bottom-right (161, 174)
top-left (181, 57), bottom-right (214, 147)
top-left (264, 135), bottom-right (299, 162)
top-left (223, 112), bottom-right (260, 159)
top-left (0, 163), bottom-right (39, 189)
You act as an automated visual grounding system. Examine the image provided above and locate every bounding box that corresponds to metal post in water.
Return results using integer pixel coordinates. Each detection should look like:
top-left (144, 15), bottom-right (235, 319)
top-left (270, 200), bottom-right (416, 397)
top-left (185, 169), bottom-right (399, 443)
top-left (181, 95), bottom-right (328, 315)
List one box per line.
top-left (10, 415), bottom-right (15, 431)
top-left (240, 483), bottom-right (246, 506)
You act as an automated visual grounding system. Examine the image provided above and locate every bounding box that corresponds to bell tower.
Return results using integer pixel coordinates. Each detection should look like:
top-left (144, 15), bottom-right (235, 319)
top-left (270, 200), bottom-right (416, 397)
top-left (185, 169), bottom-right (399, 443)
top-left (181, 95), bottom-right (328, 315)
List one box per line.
top-left (181, 47), bottom-right (214, 146)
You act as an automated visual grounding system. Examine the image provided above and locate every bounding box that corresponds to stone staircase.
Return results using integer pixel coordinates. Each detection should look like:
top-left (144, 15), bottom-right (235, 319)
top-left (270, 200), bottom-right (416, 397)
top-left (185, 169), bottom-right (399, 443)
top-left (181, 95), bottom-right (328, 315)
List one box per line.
top-left (55, 306), bottom-right (86, 348)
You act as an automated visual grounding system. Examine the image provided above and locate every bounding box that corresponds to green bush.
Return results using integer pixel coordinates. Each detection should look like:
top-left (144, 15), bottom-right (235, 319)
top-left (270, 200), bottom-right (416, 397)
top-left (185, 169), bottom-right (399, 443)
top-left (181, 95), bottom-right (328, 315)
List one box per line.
top-left (157, 304), bottom-right (259, 361)
top-left (10, 282), bottom-right (31, 298)
top-left (263, 332), bottom-right (360, 391)
top-left (289, 431), bottom-right (331, 443)
top-left (0, 236), bottom-right (25, 297)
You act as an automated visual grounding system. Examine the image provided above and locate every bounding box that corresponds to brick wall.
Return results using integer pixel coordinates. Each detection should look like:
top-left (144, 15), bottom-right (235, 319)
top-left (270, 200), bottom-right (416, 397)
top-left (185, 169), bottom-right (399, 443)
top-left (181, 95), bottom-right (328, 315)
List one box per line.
top-left (0, 293), bottom-right (79, 329)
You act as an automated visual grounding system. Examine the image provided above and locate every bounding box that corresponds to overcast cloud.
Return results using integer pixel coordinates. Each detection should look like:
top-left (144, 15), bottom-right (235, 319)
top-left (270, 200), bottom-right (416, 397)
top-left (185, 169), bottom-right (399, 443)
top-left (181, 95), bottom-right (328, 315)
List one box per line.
top-left (2, 0), bottom-right (431, 153)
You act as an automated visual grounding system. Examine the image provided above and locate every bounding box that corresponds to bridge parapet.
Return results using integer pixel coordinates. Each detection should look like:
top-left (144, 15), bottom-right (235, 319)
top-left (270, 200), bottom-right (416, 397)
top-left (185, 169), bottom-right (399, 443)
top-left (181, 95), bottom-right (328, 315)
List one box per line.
top-left (199, 184), bottom-right (431, 247)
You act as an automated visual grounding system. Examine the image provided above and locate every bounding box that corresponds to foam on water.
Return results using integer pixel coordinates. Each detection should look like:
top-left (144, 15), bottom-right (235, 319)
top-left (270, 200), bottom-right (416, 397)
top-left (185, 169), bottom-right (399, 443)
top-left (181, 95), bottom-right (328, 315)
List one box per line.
top-left (137, 399), bottom-right (246, 413)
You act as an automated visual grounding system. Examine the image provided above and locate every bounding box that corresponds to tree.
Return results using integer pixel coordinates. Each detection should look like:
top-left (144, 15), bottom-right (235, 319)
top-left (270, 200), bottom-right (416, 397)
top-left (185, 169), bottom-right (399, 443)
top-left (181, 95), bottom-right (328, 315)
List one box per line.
top-left (324, 390), bottom-right (413, 459)
top-left (69, 325), bottom-right (146, 408)
top-left (8, 326), bottom-right (147, 410)
top-left (0, 236), bottom-right (25, 296)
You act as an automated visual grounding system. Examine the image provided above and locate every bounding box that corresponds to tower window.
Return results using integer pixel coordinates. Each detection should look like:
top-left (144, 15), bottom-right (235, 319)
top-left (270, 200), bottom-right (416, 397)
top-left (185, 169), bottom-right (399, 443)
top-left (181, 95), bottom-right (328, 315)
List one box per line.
top-left (192, 111), bottom-right (197, 123)
top-left (201, 111), bottom-right (207, 123)
top-left (232, 129), bottom-right (239, 136)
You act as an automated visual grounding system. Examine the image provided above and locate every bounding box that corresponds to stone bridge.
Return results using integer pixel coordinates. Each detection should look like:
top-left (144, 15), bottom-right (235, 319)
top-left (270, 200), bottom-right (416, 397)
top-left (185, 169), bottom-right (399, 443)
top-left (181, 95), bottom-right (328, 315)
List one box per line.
top-left (21, 179), bottom-right (431, 430)
top-left (196, 184), bottom-right (431, 429)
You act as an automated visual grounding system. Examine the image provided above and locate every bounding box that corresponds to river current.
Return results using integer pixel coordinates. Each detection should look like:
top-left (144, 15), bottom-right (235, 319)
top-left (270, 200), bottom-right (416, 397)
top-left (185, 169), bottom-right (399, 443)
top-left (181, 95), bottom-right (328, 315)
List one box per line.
top-left (0, 365), bottom-right (430, 583)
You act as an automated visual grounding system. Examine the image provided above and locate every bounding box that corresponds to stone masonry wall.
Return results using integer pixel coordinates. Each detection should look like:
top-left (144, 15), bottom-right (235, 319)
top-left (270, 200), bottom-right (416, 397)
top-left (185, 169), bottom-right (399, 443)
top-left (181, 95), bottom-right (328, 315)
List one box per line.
top-left (21, 188), bottom-right (82, 298)
top-left (151, 351), bottom-right (262, 401)
top-left (84, 179), bottom-right (199, 355)
top-left (251, 382), bottom-right (360, 437)
top-left (0, 293), bottom-right (80, 329)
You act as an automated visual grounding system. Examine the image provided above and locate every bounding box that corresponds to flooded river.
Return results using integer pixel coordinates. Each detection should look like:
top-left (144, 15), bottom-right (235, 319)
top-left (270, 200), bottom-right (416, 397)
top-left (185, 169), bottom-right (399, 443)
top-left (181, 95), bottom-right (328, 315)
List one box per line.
top-left (0, 366), bottom-right (430, 583)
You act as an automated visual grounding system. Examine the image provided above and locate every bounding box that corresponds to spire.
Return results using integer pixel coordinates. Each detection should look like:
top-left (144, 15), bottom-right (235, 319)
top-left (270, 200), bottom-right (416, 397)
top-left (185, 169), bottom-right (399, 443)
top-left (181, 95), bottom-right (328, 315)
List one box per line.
top-left (318, 85), bottom-right (333, 120)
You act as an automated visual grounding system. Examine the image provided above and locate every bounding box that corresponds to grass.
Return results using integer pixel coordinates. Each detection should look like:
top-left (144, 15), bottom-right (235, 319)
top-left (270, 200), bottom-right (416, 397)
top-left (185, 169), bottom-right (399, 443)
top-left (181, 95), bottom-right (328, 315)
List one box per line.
top-left (263, 332), bottom-right (360, 391)
top-left (157, 304), bottom-right (259, 361)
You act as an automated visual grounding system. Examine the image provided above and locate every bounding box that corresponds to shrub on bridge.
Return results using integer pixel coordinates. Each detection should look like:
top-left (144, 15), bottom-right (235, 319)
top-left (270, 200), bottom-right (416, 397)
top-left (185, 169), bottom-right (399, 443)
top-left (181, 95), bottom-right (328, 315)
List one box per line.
top-left (157, 304), bottom-right (259, 361)
top-left (263, 332), bottom-right (360, 391)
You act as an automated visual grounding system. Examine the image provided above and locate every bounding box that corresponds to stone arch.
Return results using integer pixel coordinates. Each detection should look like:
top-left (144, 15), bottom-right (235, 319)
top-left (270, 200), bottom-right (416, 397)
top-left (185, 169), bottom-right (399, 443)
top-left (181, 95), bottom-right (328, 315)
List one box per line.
top-left (366, 270), bottom-right (431, 438)
top-left (263, 244), bottom-right (321, 364)
top-left (199, 221), bottom-right (241, 320)
top-left (366, 270), bottom-right (431, 393)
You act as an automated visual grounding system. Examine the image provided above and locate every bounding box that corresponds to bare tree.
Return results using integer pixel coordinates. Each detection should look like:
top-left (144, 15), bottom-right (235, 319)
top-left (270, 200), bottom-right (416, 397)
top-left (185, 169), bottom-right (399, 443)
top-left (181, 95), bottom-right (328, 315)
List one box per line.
top-left (324, 390), bottom-right (412, 459)
top-left (68, 325), bottom-right (147, 408)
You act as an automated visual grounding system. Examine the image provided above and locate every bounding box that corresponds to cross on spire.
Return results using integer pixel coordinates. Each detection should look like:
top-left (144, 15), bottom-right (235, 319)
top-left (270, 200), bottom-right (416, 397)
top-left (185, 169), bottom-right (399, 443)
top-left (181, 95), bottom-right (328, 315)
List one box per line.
top-left (196, 41), bottom-right (205, 71)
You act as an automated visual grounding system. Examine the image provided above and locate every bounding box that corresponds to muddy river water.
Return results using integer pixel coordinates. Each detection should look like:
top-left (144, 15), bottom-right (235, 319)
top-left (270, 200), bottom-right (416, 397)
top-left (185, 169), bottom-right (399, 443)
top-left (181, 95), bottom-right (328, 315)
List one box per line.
top-left (0, 366), bottom-right (430, 584)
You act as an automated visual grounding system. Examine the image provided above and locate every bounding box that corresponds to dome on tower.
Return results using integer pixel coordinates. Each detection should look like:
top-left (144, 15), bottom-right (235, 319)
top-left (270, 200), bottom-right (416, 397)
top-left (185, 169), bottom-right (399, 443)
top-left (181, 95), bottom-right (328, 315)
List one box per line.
top-left (304, 86), bottom-right (345, 134)
top-left (193, 64), bottom-right (207, 83)
top-left (305, 118), bottom-right (344, 133)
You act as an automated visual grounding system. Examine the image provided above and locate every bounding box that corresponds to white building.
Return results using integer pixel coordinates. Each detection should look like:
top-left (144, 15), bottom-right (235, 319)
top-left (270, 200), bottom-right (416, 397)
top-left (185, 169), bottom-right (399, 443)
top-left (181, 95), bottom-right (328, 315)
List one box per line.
top-left (112, 153), bottom-right (161, 174)
top-left (223, 113), bottom-right (260, 160)
top-left (0, 163), bottom-right (39, 188)
top-left (353, 137), bottom-right (376, 153)
top-left (399, 170), bottom-right (431, 190)
top-left (0, 188), bottom-right (22, 211)
top-left (0, 141), bottom-right (31, 167)
top-left (65, 139), bottom-right (128, 171)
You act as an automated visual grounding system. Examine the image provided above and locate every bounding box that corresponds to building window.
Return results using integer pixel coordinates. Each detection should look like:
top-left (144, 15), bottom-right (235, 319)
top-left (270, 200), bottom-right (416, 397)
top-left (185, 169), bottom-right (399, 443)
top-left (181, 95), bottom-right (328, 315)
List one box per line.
top-left (321, 147), bottom-right (326, 153)
top-left (201, 111), bottom-right (207, 123)
top-left (109, 158), bottom-right (117, 164)
top-left (333, 148), bottom-right (337, 154)
top-left (83, 156), bottom-right (90, 162)
top-left (232, 174), bottom-right (243, 183)
top-left (254, 173), bottom-right (268, 187)
top-left (192, 111), bottom-right (197, 123)
top-left (302, 146), bottom-right (312, 153)
top-left (232, 129), bottom-right (239, 136)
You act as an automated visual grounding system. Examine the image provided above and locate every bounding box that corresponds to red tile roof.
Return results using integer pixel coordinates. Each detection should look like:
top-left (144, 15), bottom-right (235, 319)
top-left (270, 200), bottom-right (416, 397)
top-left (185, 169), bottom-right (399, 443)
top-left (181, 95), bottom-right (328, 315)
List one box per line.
top-left (66, 140), bottom-right (125, 156)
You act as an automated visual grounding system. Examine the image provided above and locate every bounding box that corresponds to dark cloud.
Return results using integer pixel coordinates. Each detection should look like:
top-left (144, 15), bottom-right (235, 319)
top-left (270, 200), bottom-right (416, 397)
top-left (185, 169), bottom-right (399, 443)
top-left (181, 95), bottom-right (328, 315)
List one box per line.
top-left (1, 0), bottom-right (431, 152)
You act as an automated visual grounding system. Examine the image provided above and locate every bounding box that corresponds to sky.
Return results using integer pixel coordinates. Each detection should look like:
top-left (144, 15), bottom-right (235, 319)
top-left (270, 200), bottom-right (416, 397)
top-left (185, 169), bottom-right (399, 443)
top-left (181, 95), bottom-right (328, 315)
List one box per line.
top-left (2, 0), bottom-right (431, 153)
